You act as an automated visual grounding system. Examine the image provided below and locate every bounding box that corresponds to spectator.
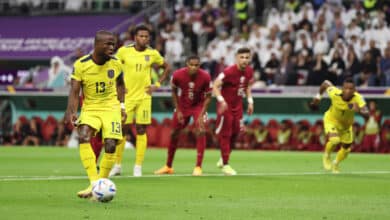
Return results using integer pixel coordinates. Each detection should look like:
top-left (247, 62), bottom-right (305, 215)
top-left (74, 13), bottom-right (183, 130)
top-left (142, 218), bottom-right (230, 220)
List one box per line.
top-left (165, 35), bottom-right (184, 70)
top-left (345, 45), bottom-right (361, 79)
top-left (277, 120), bottom-right (292, 150)
top-left (264, 52), bottom-right (280, 85)
top-left (307, 53), bottom-right (328, 85)
top-left (47, 56), bottom-right (72, 88)
top-left (328, 49), bottom-right (346, 85)
top-left (380, 46), bottom-right (390, 86)
top-left (362, 100), bottom-right (382, 152)
top-left (356, 51), bottom-right (377, 86)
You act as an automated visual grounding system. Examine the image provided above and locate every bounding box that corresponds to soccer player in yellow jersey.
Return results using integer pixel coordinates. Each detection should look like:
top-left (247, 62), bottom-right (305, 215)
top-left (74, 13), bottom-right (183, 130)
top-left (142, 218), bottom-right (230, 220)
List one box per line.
top-left (110, 24), bottom-right (170, 177)
top-left (64, 30), bottom-right (126, 198)
top-left (310, 78), bottom-right (369, 173)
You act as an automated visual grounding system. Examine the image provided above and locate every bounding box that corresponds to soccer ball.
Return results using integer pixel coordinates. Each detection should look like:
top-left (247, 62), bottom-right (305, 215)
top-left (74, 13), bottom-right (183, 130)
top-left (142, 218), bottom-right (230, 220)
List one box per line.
top-left (92, 178), bottom-right (116, 202)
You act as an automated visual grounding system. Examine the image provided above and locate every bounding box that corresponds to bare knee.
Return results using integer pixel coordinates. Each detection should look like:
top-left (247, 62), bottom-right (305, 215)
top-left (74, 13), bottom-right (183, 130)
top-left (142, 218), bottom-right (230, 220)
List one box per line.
top-left (171, 129), bottom-right (180, 139)
top-left (341, 143), bottom-right (352, 151)
top-left (104, 139), bottom-right (117, 153)
top-left (78, 125), bottom-right (94, 143)
top-left (136, 125), bottom-right (147, 135)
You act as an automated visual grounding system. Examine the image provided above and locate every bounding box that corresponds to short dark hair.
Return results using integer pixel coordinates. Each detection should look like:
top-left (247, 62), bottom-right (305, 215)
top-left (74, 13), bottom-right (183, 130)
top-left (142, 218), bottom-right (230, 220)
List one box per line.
top-left (95, 30), bottom-right (113, 43)
top-left (343, 77), bottom-right (354, 84)
top-left (134, 24), bottom-right (150, 35)
top-left (186, 55), bottom-right (200, 63)
top-left (236, 47), bottom-right (251, 55)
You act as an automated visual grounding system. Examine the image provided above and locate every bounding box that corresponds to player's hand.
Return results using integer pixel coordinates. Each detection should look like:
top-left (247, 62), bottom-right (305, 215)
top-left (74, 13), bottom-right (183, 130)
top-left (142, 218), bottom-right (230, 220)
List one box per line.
top-left (121, 109), bottom-right (127, 124)
top-left (145, 85), bottom-right (159, 95)
top-left (197, 113), bottom-right (207, 131)
top-left (247, 103), bottom-right (254, 115)
top-left (218, 101), bottom-right (228, 114)
top-left (64, 111), bottom-right (78, 126)
top-left (308, 98), bottom-right (320, 111)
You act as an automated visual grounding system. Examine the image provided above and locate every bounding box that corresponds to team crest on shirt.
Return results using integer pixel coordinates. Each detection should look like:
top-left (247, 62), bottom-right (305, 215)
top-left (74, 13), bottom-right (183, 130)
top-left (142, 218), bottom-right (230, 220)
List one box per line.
top-left (107, 69), bottom-right (115, 78)
top-left (348, 103), bottom-right (353, 109)
top-left (240, 76), bottom-right (245, 83)
top-left (188, 82), bottom-right (195, 88)
top-left (145, 55), bottom-right (150, 61)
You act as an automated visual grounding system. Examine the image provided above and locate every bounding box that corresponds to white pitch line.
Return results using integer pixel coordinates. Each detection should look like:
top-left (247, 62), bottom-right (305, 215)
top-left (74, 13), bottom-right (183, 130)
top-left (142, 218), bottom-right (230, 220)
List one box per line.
top-left (0, 170), bottom-right (390, 182)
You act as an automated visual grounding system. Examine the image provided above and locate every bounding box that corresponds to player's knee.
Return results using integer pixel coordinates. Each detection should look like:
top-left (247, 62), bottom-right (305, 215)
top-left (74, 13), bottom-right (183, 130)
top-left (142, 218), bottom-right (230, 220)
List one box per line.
top-left (78, 126), bottom-right (93, 143)
top-left (78, 134), bottom-right (91, 143)
top-left (341, 143), bottom-right (352, 152)
top-left (104, 139), bottom-right (117, 153)
top-left (329, 136), bottom-right (341, 146)
top-left (195, 128), bottom-right (206, 136)
top-left (171, 129), bottom-right (180, 139)
top-left (136, 125), bottom-right (146, 135)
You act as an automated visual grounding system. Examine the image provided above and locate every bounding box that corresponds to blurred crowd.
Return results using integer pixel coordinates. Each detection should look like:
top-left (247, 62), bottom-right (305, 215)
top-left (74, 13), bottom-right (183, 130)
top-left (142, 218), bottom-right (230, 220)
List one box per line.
top-left (68, 0), bottom-right (390, 88)
top-left (2, 100), bottom-right (389, 153)
top-left (10, 1), bottom-right (390, 88)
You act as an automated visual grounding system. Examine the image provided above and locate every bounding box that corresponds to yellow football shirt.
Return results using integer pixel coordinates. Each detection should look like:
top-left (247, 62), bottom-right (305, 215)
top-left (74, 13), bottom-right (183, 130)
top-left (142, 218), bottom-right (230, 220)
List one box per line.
top-left (324, 86), bottom-right (366, 128)
top-left (116, 44), bottom-right (164, 100)
top-left (71, 54), bottom-right (123, 111)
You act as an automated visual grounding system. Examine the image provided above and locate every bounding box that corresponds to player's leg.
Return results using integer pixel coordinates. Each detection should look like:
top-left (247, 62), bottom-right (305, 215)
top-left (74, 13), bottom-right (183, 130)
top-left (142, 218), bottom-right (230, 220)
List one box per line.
top-left (90, 131), bottom-right (103, 163)
top-left (323, 120), bottom-right (340, 170)
top-left (110, 101), bottom-right (136, 176)
top-left (133, 98), bottom-right (152, 177)
top-left (76, 112), bottom-right (101, 198)
top-left (332, 127), bottom-right (353, 173)
top-left (216, 113), bottom-right (236, 175)
top-left (193, 110), bottom-right (207, 176)
top-left (155, 112), bottom-right (188, 175)
top-left (99, 109), bottom-right (122, 178)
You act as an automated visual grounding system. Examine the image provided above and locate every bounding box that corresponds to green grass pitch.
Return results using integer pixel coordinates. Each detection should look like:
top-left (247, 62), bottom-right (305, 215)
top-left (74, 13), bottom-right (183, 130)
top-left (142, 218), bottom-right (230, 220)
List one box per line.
top-left (0, 147), bottom-right (389, 220)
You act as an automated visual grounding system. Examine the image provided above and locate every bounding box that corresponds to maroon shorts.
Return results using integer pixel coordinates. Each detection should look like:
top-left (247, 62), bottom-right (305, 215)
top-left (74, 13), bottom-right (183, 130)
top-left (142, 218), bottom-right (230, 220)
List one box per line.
top-left (172, 108), bottom-right (204, 130)
top-left (215, 111), bottom-right (243, 137)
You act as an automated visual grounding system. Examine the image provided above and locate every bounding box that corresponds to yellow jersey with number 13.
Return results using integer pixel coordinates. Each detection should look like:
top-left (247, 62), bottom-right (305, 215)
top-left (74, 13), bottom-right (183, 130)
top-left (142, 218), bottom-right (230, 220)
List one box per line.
top-left (116, 44), bottom-right (164, 101)
top-left (71, 54), bottom-right (123, 111)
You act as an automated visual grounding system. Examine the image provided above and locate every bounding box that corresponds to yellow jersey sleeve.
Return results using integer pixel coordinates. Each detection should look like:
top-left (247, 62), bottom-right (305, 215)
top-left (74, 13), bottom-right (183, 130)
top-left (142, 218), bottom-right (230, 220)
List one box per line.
top-left (152, 49), bottom-right (164, 66)
top-left (116, 47), bottom-right (125, 63)
top-left (71, 60), bottom-right (83, 81)
top-left (353, 92), bottom-right (366, 108)
top-left (326, 86), bottom-right (340, 100)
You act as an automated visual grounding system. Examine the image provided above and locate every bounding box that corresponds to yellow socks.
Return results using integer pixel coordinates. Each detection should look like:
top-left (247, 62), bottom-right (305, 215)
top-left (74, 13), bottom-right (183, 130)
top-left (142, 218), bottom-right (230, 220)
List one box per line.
top-left (79, 143), bottom-right (98, 183)
top-left (135, 134), bottom-right (147, 166)
top-left (98, 152), bottom-right (116, 178)
top-left (114, 137), bottom-right (125, 165)
top-left (335, 147), bottom-right (350, 165)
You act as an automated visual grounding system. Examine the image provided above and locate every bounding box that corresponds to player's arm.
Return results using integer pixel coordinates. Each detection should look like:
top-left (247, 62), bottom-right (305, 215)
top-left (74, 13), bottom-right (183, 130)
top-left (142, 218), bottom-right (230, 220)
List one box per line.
top-left (200, 92), bottom-right (212, 117)
top-left (171, 77), bottom-right (183, 123)
top-left (213, 73), bottom-right (228, 114)
top-left (64, 79), bottom-right (81, 125)
top-left (157, 61), bottom-right (171, 86)
top-left (197, 91), bottom-right (212, 130)
top-left (147, 61), bottom-right (171, 94)
top-left (309, 80), bottom-right (333, 110)
top-left (354, 95), bottom-right (369, 120)
top-left (358, 105), bottom-right (369, 120)
top-left (246, 81), bottom-right (254, 115)
top-left (116, 72), bottom-right (127, 123)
